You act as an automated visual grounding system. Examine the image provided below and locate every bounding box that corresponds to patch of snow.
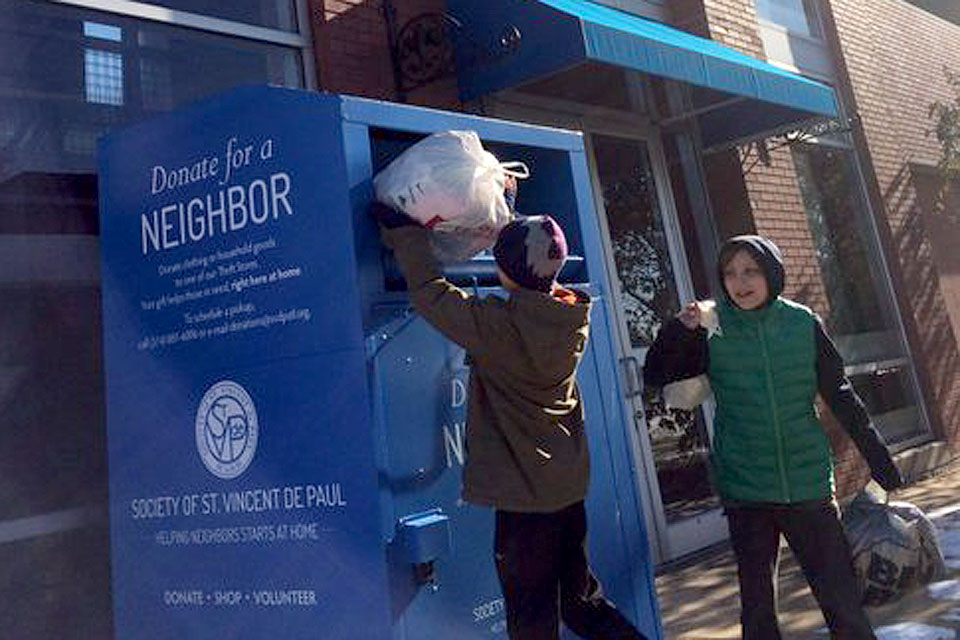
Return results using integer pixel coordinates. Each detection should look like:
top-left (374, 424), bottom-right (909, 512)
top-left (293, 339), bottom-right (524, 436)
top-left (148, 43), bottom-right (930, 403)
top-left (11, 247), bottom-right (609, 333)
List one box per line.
top-left (875, 622), bottom-right (956, 639)
top-left (940, 609), bottom-right (960, 623)
top-left (929, 580), bottom-right (960, 601)
top-left (938, 529), bottom-right (960, 558)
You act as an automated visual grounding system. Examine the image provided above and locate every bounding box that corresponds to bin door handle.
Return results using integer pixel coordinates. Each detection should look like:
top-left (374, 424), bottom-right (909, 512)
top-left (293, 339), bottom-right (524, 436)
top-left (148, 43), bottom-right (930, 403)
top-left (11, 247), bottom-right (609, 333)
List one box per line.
top-left (620, 356), bottom-right (642, 398)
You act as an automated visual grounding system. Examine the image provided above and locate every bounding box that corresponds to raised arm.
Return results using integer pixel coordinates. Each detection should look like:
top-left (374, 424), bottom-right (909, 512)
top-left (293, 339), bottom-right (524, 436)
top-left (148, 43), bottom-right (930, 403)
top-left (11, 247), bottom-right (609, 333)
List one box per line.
top-left (643, 313), bottom-right (708, 389)
top-left (373, 202), bottom-right (493, 354)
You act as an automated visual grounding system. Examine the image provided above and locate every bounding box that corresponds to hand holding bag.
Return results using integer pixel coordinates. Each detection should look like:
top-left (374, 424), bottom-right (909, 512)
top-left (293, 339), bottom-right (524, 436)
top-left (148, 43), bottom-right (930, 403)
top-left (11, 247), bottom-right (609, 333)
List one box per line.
top-left (373, 130), bottom-right (529, 262)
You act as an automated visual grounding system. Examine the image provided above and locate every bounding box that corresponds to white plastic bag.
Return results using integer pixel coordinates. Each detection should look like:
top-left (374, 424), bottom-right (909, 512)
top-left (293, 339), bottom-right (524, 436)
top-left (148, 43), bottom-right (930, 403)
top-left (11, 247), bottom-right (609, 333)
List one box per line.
top-left (373, 130), bottom-right (528, 262)
top-left (662, 374), bottom-right (711, 411)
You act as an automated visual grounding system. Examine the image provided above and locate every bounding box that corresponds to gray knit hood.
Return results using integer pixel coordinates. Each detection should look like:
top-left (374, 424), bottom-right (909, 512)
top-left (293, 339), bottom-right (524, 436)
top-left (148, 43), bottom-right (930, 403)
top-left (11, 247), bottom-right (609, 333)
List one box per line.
top-left (717, 235), bottom-right (785, 307)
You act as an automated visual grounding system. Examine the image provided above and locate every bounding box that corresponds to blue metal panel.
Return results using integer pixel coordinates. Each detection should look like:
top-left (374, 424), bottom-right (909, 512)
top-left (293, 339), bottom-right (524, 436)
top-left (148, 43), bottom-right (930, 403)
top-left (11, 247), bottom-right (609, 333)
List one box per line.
top-left (563, 143), bottom-right (659, 637)
top-left (340, 94), bottom-right (586, 151)
top-left (369, 311), bottom-right (506, 638)
top-left (579, 302), bottom-right (662, 639)
top-left (446, 0), bottom-right (588, 105)
top-left (99, 86), bottom-right (390, 640)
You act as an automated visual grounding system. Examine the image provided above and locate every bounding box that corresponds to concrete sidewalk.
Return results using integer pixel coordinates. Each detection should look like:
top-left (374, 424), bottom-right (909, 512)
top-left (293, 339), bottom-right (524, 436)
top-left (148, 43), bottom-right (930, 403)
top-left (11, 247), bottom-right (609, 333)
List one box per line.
top-left (655, 461), bottom-right (960, 639)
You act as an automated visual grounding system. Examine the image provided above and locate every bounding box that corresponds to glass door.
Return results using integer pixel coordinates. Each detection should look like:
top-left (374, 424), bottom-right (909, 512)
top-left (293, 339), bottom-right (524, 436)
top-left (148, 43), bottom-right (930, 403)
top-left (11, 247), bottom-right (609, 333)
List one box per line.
top-left (587, 133), bottom-right (727, 563)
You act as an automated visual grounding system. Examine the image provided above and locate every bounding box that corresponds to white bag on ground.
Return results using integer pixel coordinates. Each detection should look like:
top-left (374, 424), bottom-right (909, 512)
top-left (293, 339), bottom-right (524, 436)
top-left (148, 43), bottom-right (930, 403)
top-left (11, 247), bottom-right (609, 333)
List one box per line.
top-left (842, 483), bottom-right (947, 606)
top-left (373, 130), bottom-right (528, 262)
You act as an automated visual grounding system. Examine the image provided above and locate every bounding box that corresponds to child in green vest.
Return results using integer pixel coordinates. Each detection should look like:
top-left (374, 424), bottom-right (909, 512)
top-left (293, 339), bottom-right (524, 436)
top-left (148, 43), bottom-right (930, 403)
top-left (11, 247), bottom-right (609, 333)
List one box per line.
top-left (644, 235), bottom-right (902, 640)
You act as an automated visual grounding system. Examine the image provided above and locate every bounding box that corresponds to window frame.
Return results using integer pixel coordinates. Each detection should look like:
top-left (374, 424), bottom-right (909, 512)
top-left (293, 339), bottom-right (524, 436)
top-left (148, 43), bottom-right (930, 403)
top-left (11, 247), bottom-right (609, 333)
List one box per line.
top-left (47, 0), bottom-right (316, 88)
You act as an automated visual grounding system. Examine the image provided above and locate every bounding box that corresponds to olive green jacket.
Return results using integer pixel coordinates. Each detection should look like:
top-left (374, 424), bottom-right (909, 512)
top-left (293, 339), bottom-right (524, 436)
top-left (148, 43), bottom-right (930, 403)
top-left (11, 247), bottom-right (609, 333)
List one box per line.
top-left (382, 226), bottom-right (592, 512)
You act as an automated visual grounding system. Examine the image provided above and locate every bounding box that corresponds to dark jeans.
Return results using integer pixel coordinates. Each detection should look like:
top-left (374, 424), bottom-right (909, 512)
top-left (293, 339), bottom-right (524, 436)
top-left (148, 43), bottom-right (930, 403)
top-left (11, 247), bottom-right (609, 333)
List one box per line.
top-left (494, 501), bottom-right (648, 640)
top-left (726, 500), bottom-right (876, 640)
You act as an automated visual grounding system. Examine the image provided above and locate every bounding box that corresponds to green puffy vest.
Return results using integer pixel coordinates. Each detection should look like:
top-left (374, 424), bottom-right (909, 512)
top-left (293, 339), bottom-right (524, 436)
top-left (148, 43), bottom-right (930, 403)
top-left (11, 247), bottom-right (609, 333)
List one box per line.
top-left (708, 298), bottom-right (834, 503)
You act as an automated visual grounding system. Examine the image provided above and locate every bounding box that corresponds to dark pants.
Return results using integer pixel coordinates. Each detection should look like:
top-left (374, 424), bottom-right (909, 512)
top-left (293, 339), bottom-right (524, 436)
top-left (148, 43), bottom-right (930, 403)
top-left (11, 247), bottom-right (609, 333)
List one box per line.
top-left (726, 501), bottom-right (876, 640)
top-left (494, 501), bottom-right (648, 640)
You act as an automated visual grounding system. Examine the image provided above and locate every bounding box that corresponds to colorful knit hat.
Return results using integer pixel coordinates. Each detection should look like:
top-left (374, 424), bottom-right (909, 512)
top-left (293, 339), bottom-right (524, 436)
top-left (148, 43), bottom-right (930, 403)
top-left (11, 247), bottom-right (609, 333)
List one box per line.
top-left (493, 215), bottom-right (568, 292)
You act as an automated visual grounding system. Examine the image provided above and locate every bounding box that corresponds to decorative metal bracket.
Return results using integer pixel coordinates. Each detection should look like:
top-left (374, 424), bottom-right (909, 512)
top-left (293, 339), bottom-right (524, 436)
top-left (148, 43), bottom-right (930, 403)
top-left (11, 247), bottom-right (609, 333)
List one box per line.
top-left (382, 4), bottom-right (522, 98)
top-left (393, 12), bottom-right (459, 92)
top-left (739, 117), bottom-right (853, 177)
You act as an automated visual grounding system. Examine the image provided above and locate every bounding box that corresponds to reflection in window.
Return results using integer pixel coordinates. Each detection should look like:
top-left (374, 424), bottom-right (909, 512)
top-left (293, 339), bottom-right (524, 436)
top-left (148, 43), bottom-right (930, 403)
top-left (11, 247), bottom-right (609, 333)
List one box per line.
top-left (851, 366), bottom-right (921, 445)
top-left (0, 0), bottom-right (303, 176)
top-left (793, 143), bottom-right (885, 338)
top-left (140, 58), bottom-right (174, 111)
top-left (146, 0), bottom-right (298, 31)
top-left (0, 117), bottom-right (14, 146)
top-left (755, 0), bottom-right (822, 38)
top-left (0, 0), bottom-right (307, 633)
top-left (593, 135), bottom-right (679, 347)
top-left (83, 21), bottom-right (124, 106)
top-left (592, 134), bottom-right (717, 523)
top-left (793, 142), bottom-right (927, 445)
top-left (83, 21), bottom-right (122, 42)
top-left (84, 49), bottom-right (124, 105)
top-left (63, 127), bottom-right (100, 156)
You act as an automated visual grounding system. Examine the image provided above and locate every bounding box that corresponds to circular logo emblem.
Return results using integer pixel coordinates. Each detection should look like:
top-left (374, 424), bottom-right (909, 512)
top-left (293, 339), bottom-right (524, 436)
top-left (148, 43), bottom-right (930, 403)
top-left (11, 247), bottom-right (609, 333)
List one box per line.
top-left (195, 380), bottom-right (258, 479)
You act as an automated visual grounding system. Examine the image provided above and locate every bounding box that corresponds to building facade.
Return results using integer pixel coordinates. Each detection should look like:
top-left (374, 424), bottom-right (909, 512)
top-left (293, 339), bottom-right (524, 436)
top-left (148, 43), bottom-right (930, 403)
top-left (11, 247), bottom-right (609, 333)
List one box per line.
top-left (2, 0), bottom-right (959, 636)
top-left (309, 0), bottom-right (960, 564)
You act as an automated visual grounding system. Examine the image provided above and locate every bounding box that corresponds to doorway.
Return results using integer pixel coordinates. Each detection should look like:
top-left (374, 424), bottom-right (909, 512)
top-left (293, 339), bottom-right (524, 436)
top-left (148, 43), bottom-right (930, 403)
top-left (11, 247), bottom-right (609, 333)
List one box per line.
top-left (587, 132), bottom-right (727, 564)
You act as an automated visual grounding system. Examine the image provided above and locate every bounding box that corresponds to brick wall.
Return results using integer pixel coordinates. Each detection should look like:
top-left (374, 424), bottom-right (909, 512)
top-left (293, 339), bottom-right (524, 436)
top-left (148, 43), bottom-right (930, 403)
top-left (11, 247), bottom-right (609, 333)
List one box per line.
top-left (828, 0), bottom-right (960, 452)
top-left (309, 0), bottom-right (459, 107)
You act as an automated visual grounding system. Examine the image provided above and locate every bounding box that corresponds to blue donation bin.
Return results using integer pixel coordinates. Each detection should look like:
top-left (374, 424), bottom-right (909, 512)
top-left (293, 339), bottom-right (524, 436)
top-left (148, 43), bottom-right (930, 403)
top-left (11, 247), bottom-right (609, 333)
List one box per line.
top-left (98, 86), bottom-right (662, 640)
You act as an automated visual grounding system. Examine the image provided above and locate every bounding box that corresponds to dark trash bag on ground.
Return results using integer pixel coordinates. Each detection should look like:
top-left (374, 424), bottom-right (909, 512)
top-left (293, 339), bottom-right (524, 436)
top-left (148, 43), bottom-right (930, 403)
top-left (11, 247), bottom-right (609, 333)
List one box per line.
top-left (842, 485), bottom-right (947, 606)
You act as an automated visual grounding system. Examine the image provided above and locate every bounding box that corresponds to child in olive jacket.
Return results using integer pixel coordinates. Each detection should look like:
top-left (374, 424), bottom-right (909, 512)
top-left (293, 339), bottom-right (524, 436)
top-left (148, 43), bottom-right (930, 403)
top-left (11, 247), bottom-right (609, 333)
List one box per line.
top-left (644, 235), bottom-right (902, 640)
top-left (373, 201), bottom-right (646, 640)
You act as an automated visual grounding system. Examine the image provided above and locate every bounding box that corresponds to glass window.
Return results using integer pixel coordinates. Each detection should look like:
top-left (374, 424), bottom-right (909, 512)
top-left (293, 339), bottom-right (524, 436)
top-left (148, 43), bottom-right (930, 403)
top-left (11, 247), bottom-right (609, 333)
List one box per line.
top-left (594, 135), bottom-right (679, 346)
top-left (0, 0), bottom-right (306, 633)
top-left (755, 0), bottom-right (822, 38)
top-left (0, 0), bottom-right (303, 175)
top-left (592, 134), bottom-right (718, 524)
top-left (84, 49), bottom-right (124, 105)
top-left (850, 366), bottom-right (922, 445)
top-left (147, 0), bottom-right (298, 32)
top-left (792, 142), bottom-right (927, 444)
top-left (793, 144), bottom-right (888, 342)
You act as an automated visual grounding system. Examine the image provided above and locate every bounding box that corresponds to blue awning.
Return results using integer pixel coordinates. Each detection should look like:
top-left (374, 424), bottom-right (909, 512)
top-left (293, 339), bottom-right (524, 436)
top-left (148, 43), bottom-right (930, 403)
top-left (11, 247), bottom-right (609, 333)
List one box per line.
top-left (448, 0), bottom-right (838, 148)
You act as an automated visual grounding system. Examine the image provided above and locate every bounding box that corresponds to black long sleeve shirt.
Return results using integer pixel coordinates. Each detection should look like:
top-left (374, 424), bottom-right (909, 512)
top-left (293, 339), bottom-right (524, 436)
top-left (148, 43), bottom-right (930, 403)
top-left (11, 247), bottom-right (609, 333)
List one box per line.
top-left (643, 316), bottom-right (903, 491)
